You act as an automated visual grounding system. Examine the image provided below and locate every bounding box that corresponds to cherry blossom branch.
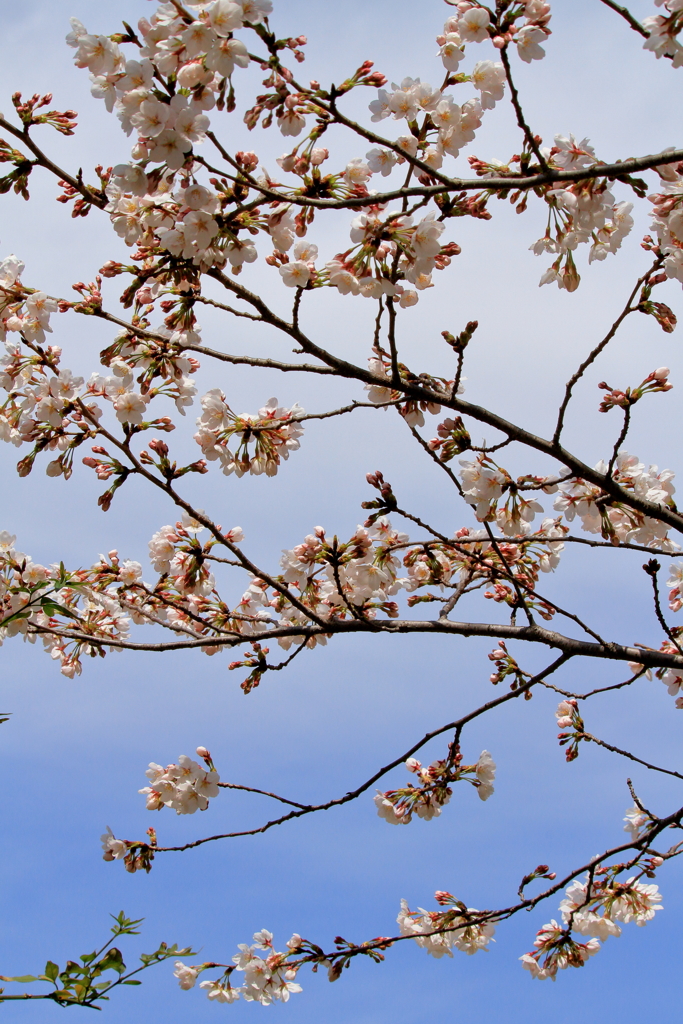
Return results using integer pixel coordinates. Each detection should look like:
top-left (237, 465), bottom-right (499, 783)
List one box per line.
top-left (200, 129), bottom-right (683, 207)
top-left (30, 618), bottom-right (683, 671)
top-left (70, 399), bottom-right (333, 631)
top-left (297, 814), bottom-right (683, 962)
top-left (0, 116), bottom-right (106, 209)
top-left (151, 654), bottom-right (571, 852)
top-left (553, 259), bottom-right (660, 445)
top-left (74, 278), bottom-right (683, 540)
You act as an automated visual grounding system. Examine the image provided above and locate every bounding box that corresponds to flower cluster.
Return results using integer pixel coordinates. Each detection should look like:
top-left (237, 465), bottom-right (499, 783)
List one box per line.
top-left (100, 826), bottom-right (155, 873)
top-left (139, 748), bottom-right (220, 814)
top-left (369, 72), bottom-right (485, 163)
top-left (530, 140), bottom-right (634, 290)
top-left (560, 875), bottom-right (663, 935)
top-left (194, 392), bottom-right (304, 477)
top-left (373, 750), bottom-right (495, 824)
top-left (553, 451), bottom-right (678, 549)
top-left (0, 255), bottom-right (211, 501)
top-left (643, 1), bottom-right (683, 67)
top-left (623, 804), bottom-right (650, 840)
top-left (397, 893), bottom-right (496, 958)
top-left (459, 455), bottom-right (560, 535)
top-left (650, 161), bottom-right (683, 285)
top-left (0, 254), bottom-right (60, 345)
top-left (520, 920), bottom-right (600, 979)
top-left (0, 255), bottom-right (96, 471)
top-left (436, 2), bottom-right (551, 68)
top-left (667, 560), bottom-right (683, 611)
top-left (521, 864), bottom-right (663, 979)
top-left (0, 530), bottom-right (137, 678)
top-left (305, 207), bottom-right (463, 308)
top-left (66, 2), bottom-right (263, 143)
top-left (174, 929), bottom-right (303, 1005)
top-left (277, 518), bottom-right (407, 641)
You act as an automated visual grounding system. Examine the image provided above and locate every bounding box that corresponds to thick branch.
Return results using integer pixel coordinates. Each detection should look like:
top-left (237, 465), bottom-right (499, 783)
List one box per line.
top-left (31, 617), bottom-right (683, 671)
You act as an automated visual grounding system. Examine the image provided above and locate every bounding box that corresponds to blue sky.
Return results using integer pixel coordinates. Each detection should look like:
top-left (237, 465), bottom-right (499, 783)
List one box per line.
top-left (1, 0), bottom-right (682, 1020)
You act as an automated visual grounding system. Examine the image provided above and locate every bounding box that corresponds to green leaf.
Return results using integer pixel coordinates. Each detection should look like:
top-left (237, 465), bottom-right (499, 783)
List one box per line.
top-left (110, 911), bottom-right (143, 936)
top-left (43, 961), bottom-right (59, 982)
top-left (61, 961), bottom-right (87, 977)
top-left (6, 975), bottom-right (40, 983)
top-left (40, 597), bottom-right (81, 621)
top-left (0, 609), bottom-right (31, 628)
top-left (122, 980), bottom-right (142, 985)
top-left (81, 952), bottom-right (97, 965)
top-left (98, 948), bottom-right (126, 975)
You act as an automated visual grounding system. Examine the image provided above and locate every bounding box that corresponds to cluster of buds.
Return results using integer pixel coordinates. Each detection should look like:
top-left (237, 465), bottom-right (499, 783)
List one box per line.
top-left (518, 864), bottom-right (557, 896)
top-left (100, 827), bottom-right (155, 874)
top-left (139, 436), bottom-right (208, 483)
top-left (332, 59), bottom-right (388, 96)
top-left (9, 91), bottom-right (77, 134)
top-left (362, 470), bottom-right (398, 523)
top-left (488, 641), bottom-right (532, 696)
top-left (229, 641), bottom-right (271, 694)
top-left (428, 416), bottom-right (472, 462)
top-left (597, 367), bottom-right (673, 412)
top-left (555, 699), bottom-right (586, 761)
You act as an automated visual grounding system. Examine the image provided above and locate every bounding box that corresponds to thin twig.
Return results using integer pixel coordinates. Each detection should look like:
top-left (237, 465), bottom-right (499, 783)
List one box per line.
top-left (599, 0), bottom-right (650, 38)
top-left (500, 47), bottom-right (548, 171)
top-left (607, 406), bottom-right (631, 478)
top-left (646, 563), bottom-right (683, 655)
top-left (553, 260), bottom-right (660, 446)
top-left (583, 730), bottom-right (683, 781)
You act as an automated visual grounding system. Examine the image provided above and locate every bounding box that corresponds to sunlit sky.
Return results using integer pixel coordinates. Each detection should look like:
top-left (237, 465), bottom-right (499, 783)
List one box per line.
top-left (1, 1), bottom-right (682, 1021)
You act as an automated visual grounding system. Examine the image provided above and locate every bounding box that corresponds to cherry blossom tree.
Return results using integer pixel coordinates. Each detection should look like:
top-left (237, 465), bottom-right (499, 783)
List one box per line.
top-left (2, 0), bottom-right (683, 1010)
